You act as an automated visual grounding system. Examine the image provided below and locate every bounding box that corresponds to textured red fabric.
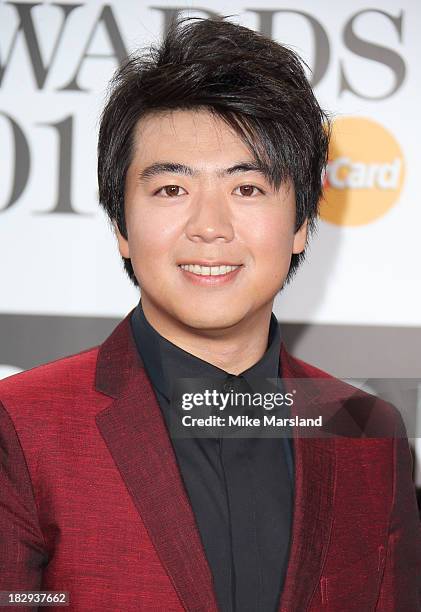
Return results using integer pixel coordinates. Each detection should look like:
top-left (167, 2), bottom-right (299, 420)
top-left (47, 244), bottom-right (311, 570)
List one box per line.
top-left (0, 312), bottom-right (420, 611)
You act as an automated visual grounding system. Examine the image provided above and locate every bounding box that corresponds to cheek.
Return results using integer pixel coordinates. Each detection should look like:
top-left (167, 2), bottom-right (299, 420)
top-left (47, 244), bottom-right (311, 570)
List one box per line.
top-left (242, 214), bottom-right (295, 266)
top-left (126, 208), bottom-right (179, 262)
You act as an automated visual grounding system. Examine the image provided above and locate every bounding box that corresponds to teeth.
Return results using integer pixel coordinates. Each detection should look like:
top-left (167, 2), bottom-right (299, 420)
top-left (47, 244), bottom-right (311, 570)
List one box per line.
top-left (180, 264), bottom-right (240, 276)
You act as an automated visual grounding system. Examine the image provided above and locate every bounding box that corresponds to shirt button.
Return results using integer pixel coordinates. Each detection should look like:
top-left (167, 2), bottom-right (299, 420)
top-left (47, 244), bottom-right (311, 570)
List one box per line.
top-left (223, 375), bottom-right (239, 393)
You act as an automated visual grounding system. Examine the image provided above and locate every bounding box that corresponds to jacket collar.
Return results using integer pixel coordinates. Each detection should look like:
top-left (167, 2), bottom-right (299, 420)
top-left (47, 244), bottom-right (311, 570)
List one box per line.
top-left (95, 311), bottom-right (336, 612)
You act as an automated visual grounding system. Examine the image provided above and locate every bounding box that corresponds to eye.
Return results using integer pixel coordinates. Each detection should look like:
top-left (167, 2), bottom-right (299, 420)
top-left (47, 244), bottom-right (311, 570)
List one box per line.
top-left (233, 185), bottom-right (265, 197)
top-left (154, 185), bottom-right (187, 197)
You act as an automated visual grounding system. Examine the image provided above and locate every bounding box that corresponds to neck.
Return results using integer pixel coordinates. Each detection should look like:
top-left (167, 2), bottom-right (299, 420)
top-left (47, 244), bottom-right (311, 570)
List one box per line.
top-left (140, 294), bottom-right (274, 375)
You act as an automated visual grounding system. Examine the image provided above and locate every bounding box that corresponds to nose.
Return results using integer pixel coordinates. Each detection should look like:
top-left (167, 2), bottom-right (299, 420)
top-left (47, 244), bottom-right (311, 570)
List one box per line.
top-left (185, 186), bottom-right (234, 243)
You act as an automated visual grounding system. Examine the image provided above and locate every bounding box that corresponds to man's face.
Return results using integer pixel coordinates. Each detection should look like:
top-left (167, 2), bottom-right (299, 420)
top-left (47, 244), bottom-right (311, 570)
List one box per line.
top-left (116, 109), bottom-right (307, 331)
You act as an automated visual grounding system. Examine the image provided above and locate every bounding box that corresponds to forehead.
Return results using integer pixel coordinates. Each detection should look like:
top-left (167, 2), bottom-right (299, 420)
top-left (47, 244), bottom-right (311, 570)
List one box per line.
top-left (131, 108), bottom-right (253, 164)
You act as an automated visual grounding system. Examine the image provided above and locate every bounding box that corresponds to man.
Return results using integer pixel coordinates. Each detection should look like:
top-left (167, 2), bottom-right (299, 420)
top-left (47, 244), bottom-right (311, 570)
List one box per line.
top-left (0, 16), bottom-right (420, 612)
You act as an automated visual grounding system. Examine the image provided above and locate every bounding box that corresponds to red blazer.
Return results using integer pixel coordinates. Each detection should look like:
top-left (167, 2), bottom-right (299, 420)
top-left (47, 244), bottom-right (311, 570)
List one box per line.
top-left (0, 312), bottom-right (420, 611)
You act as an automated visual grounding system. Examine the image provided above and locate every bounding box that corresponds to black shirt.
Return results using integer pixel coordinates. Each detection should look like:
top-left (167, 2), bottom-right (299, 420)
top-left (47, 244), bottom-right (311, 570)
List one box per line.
top-left (131, 300), bottom-right (294, 612)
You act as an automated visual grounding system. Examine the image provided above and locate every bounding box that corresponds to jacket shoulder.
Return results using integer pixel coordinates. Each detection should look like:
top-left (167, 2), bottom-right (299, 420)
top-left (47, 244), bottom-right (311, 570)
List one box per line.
top-left (281, 344), bottom-right (401, 434)
top-left (286, 354), bottom-right (334, 379)
top-left (0, 346), bottom-right (100, 403)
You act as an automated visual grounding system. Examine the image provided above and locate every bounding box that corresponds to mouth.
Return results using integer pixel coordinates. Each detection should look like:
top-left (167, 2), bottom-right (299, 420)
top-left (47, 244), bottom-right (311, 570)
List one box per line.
top-left (178, 263), bottom-right (241, 276)
top-left (177, 263), bottom-right (243, 285)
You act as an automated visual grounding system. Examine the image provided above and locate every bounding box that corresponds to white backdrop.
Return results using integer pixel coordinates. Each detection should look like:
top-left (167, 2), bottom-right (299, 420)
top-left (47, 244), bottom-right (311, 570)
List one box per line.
top-left (1, 0), bottom-right (418, 322)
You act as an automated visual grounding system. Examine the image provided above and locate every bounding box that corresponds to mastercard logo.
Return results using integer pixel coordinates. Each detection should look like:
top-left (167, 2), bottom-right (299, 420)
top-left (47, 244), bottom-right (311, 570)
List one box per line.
top-left (320, 117), bottom-right (405, 226)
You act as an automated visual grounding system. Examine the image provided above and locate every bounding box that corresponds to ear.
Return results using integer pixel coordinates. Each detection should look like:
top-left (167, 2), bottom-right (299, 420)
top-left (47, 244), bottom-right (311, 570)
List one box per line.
top-left (113, 220), bottom-right (130, 258)
top-left (292, 218), bottom-right (308, 254)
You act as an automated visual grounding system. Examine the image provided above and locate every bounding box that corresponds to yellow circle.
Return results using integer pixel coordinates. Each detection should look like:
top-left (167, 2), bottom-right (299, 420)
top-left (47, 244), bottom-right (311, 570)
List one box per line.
top-left (320, 117), bottom-right (405, 226)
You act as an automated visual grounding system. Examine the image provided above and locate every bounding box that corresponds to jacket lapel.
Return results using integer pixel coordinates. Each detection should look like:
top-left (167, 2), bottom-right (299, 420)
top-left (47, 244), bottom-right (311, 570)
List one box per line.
top-left (94, 313), bottom-right (336, 612)
top-left (278, 344), bottom-right (336, 612)
top-left (95, 314), bottom-right (219, 611)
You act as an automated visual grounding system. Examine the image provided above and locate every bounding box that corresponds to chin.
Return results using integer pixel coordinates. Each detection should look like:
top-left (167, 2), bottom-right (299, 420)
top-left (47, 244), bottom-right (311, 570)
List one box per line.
top-left (175, 308), bottom-right (244, 331)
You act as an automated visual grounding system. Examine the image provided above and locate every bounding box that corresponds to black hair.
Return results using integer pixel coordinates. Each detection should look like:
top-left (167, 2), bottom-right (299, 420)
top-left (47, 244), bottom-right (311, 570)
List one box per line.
top-left (98, 16), bottom-right (330, 287)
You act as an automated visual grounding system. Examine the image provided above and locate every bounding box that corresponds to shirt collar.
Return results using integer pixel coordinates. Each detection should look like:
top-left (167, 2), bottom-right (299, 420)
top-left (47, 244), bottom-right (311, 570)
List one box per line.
top-left (130, 299), bottom-right (282, 401)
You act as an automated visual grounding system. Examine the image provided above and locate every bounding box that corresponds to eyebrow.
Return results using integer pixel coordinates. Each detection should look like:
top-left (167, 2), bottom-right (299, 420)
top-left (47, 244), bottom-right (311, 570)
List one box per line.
top-left (138, 161), bottom-right (269, 183)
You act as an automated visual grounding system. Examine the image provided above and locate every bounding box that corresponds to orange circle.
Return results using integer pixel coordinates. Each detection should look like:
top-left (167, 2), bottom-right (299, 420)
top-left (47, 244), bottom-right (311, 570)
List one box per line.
top-left (320, 117), bottom-right (405, 226)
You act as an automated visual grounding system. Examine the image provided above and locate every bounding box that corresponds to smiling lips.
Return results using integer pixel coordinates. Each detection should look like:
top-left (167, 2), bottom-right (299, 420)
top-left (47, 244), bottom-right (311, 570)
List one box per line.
top-left (179, 263), bottom-right (241, 276)
top-left (177, 262), bottom-right (243, 284)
